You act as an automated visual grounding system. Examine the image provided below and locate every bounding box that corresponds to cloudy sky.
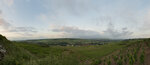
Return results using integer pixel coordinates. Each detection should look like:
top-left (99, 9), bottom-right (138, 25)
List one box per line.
top-left (0, 0), bottom-right (150, 40)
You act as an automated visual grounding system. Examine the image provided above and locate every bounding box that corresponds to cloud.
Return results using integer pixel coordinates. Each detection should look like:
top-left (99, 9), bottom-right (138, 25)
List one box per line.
top-left (0, 10), bottom-right (37, 38)
top-left (0, 18), bottom-right (11, 28)
top-left (0, 18), bottom-right (36, 33)
top-left (8, 27), bottom-right (37, 33)
top-left (0, 10), bottom-right (2, 14)
top-left (3, 0), bottom-right (14, 7)
top-left (39, 14), bottom-right (48, 21)
top-left (43, 0), bottom-right (96, 22)
top-left (52, 26), bottom-right (101, 38)
top-left (45, 0), bottom-right (92, 15)
top-left (103, 23), bottom-right (133, 39)
top-left (25, 0), bottom-right (31, 2)
top-left (142, 10), bottom-right (150, 30)
top-left (0, 10), bottom-right (11, 31)
top-left (52, 24), bottom-right (133, 39)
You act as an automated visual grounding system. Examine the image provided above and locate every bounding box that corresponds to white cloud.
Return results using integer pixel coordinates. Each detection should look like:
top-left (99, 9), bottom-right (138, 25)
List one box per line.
top-left (39, 14), bottom-right (48, 21)
top-left (25, 0), bottom-right (31, 2)
top-left (0, 10), bottom-right (38, 40)
top-left (3, 0), bottom-right (14, 7)
top-left (142, 10), bottom-right (150, 30)
top-left (51, 24), bottom-right (133, 39)
top-left (103, 23), bottom-right (133, 39)
top-left (1, 0), bottom-right (150, 39)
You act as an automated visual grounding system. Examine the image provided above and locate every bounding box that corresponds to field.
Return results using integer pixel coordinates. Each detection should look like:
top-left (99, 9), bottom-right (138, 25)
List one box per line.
top-left (0, 35), bottom-right (150, 65)
top-left (21, 38), bottom-right (117, 46)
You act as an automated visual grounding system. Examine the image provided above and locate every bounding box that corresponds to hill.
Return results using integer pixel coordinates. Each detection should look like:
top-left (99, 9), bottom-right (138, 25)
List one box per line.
top-left (19, 38), bottom-right (120, 46)
top-left (0, 34), bottom-right (150, 65)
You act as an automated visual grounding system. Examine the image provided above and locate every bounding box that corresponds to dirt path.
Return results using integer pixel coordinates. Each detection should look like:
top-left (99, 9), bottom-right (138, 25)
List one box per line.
top-left (145, 47), bottom-right (150, 65)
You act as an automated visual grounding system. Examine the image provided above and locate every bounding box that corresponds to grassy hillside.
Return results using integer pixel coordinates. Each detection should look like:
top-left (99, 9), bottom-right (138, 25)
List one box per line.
top-left (9, 41), bottom-right (127, 65)
top-left (0, 35), bottom-right (150, 65)
top-left (0, 35), bottom-right (35, 65)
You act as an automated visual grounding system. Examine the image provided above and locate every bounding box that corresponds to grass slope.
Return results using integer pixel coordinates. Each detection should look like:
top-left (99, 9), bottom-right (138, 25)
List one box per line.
top-left (0, 34), bottom-right (149, 65)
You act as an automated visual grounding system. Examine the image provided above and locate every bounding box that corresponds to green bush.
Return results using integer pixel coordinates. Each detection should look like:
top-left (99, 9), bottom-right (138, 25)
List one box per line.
top-left (140, 51), bottom-right (145, 64)
top-left (107, 58), bottom-right (111, 65)
top-left (123, 56), bottom-right (127, 63)
top-left (113, 56), bottom-right (118, 61)
top-left (91, 59), bottom-right (102, 65)
top-left (129, 54), bottom-right (135, 65)
top-left (117, 59), bottom-right (123, 65)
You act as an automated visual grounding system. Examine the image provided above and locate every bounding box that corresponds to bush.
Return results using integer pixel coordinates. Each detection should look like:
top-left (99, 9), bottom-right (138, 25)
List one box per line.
top-left (123, 56), bottom-right (127, 63)
top-left (91, 59), bottom-right (102, 65)
top-left (117, 59), bottom-right (123, 65)
top-left (140, 51), bottom-right (145, 64)
top-left (113, 56), bottom-right (118, 61)
top-left (129, 54), bottom-right (135, 65)
top-left (107, 58), bottom-right (111, 65)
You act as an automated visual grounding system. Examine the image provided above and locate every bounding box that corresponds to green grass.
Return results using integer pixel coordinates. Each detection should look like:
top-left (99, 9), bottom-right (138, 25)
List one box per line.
top-left (67, 43), bottom-right (125, 59)
top-left (1, 42), bottom-right (130, 65)
top-left (0, 34), bottom-right (144, 65)
top-left (7, 41), bottom-right (126, 65)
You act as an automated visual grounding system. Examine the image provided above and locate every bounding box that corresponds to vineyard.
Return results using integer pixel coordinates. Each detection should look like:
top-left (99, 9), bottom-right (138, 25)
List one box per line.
top-left (95, 39), bottom-right (150, 65)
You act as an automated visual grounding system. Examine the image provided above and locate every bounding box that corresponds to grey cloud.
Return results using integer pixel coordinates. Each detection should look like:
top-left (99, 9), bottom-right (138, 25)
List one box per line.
top-left (103, 23), bottom-right (133, 39)
top-left (0, 18), bottom-right (11, 29)
top-left (104, 27), bottom-right (133, 39)
top-left (0, 10), bottom-right (37, 35)
top-left (140, 10), bottom-right (150, 31)
top-left (52, 24), bottom-right (133, 39)
top-left (45, 0), bottom-right (94, 16)
top-left (52, 26), bottom-right (101, 38)
top-left (122, 28), bottom-right (127, 30)
top-left (9, 27), bottom-right (37, 33)
top-left (0, 10), bottom-right (11, 28)
top-left (0, 10), bottom-right (2, 14)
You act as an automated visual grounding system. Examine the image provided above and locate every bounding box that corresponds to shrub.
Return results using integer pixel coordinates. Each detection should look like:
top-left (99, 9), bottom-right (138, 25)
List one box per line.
top-left (113, 56), bottom-right (118, 61)
top-left (140, 51), bottom-right (145, 65)
top-left (129, 54), bottom-right (135, 65)
top-left (123, 56), bottom-right (127, 63)
top-left (134, 53), bottom-right (137, 61)
top-left (107, 58), bottom-right (111, 65)
top-left (91, 59), bottom-right (102, 65)
top-left (120, 55), bottom-right (123, 60)
top-left (117, 59), bottom-right (123, 65)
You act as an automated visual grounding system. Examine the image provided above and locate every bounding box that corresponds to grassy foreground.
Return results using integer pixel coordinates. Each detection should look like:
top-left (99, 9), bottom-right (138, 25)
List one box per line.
top-left (0, 35), bottom-right (148, 65)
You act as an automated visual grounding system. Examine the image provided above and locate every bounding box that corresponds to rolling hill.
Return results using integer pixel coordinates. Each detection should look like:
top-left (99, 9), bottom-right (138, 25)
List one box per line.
top-left (0, 34), bottom-right (150, 65)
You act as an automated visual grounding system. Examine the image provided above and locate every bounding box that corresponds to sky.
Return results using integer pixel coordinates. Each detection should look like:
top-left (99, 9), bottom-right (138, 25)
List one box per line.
top-left (0, 0), bottom-right (150, 40)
